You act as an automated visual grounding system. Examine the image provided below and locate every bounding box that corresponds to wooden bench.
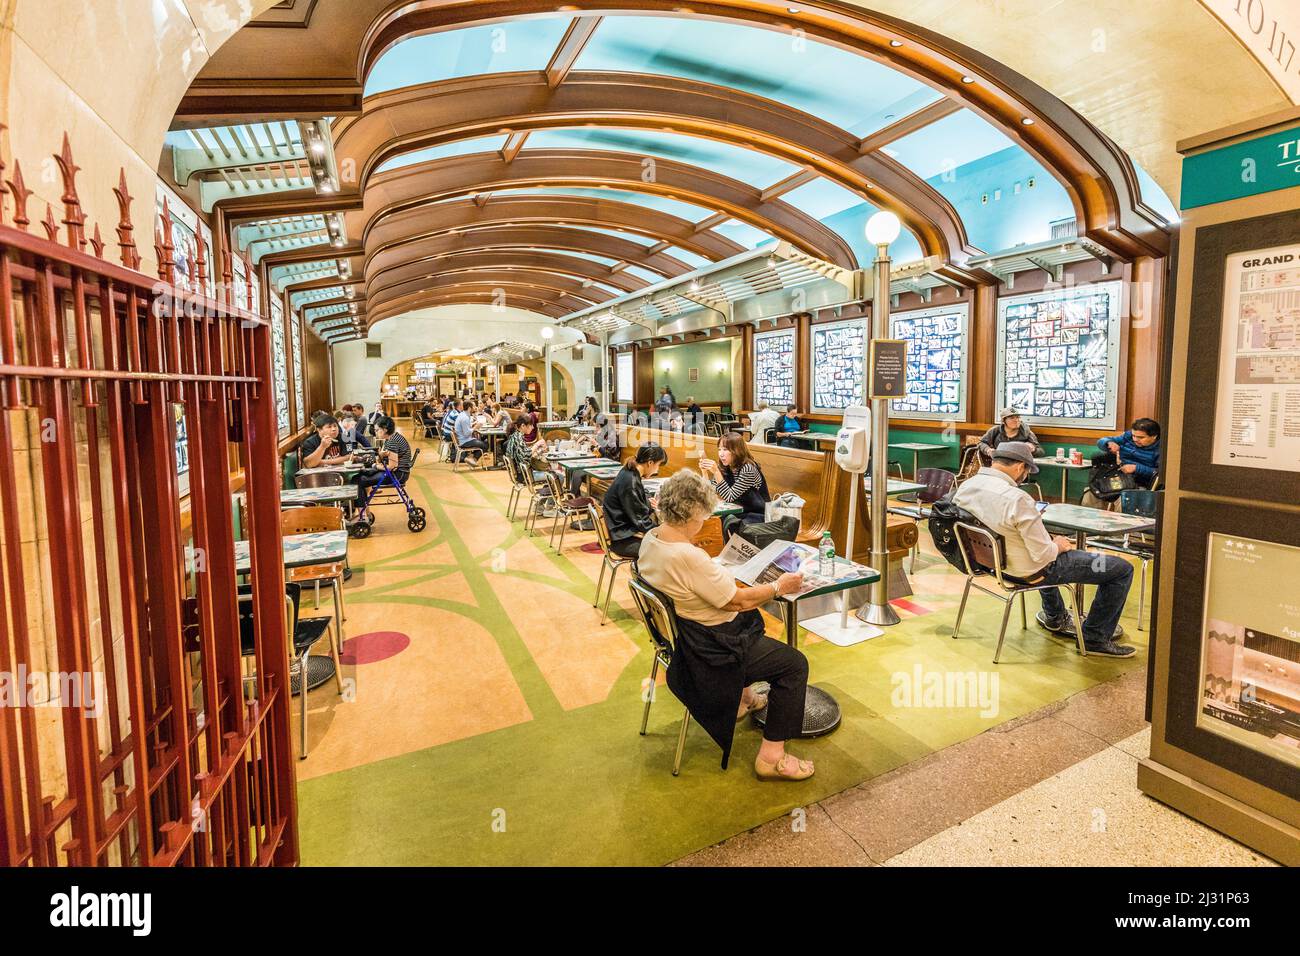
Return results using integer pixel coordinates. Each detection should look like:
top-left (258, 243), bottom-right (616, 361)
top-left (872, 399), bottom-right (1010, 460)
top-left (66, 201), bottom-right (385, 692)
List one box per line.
top-left (615, 425), bottom-right (918, 562)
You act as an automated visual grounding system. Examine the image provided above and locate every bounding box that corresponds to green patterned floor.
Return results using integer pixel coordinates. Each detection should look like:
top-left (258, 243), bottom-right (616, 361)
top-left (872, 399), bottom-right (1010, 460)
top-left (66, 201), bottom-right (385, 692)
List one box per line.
top-left (294, 464), bottom-right (1145, 866)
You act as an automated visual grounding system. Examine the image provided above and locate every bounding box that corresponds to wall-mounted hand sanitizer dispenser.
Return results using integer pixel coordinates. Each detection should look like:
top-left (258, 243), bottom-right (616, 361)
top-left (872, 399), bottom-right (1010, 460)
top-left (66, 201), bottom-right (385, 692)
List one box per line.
top-left (835, 405), bottom-right (871, 473)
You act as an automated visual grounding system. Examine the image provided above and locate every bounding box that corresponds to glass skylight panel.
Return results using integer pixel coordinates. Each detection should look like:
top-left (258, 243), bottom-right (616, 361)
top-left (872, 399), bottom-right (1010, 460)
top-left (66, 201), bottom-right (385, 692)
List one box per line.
top-left (572, 16), bottom-right (937, 138)
top-left (886, 110), bottom-right (1015, 181)
top-left (524, 128), bottom-right (799, 187)
top-left (781, 179), bottom-right (867, 221)
top-left (662, 246), bottom-right (710, 268)
top-left (713, 219), bottom-right (772, 249)
top-left (365, 17), bottom-right (573, 95)
top-left (374, 135), bottom-right (507, 175)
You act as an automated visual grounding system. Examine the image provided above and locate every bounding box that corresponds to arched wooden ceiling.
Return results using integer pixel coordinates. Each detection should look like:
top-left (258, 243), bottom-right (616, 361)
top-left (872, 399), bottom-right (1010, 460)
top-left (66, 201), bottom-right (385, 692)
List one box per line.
top-left (332, 72), bottom-right (975, 264)
top-left (192, 0), bottom-right (1172, 334)
top-left (364, 194), bottom-right (749, 265)
top-left (356, 150), bottom-right (857, 266)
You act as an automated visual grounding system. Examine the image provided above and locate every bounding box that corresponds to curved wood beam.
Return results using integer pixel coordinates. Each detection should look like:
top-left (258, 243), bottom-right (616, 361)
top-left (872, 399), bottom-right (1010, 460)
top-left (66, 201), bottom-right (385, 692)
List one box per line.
top-left (364, 194), bottom-right (746, 267)
top-left (370, 273), bottom-right (613, 318)
top-left (332, 71), bottom-right (973, 264)
top-left (356, 152), bottom-right (858, 267)
top-left (365, 225), bottom-right (694, 281)
top-left (355, 0), bottom-right (1168, 257)
top-left (369, 249), bottom-right (651, 298)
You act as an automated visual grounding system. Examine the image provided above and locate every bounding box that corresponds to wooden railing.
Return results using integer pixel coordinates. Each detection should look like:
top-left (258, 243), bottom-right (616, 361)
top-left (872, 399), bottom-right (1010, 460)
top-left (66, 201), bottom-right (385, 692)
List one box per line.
top-left (0, 133), bottom-right (296, 866)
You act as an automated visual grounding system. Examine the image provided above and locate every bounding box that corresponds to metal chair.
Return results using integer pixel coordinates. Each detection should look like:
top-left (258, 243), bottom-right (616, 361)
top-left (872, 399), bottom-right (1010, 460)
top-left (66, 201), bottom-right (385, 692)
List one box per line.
top-left (521, 463), bottom-right (557, 535)
top-left (1019, 481), bottom-right (1044, 501)
top-left (954, 443), bottom-right (982, 485)
top-left (590, 502), bottom-right (634, 625)
top-left (501, 454), bottom-right (527, 520)
top-left (628, 575), bottom-right (693, 776)
top-left (888, 467), bottom-right (956, 571)
top-left (951, 521), bottom-right (1088, 663)
top-left (294, 470), bottom-right (346, 490)
top-left (450, 428), bottom-right (485, 471)
top-left (1089, 489), bottom-right (1159, 631)
top-left (280, 506), bottom-right (347, 666)
top-left (543, 471), bottom-right (594, 553)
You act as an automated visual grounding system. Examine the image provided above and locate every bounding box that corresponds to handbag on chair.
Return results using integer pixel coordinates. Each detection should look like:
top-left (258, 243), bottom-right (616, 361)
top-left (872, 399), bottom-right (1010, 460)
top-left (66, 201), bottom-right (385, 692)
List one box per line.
top-left (1088, 464), bottom-right (1136, 502)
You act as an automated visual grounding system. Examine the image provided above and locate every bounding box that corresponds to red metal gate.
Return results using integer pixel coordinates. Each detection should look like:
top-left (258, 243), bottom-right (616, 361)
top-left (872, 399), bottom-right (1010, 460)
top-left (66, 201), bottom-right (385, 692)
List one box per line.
top-left (0, 132), bottom-right (297, 866)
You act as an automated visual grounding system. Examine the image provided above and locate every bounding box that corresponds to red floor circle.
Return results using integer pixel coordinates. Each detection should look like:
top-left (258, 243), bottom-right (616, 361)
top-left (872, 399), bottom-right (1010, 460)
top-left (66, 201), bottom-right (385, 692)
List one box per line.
top-left (340, 631), bottom-right (411, 665)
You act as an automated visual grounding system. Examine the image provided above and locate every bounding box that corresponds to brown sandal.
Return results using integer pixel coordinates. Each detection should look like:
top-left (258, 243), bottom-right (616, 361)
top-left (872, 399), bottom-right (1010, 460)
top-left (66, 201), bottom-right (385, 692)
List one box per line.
top-left (754, 753), bottom-right (815, 781)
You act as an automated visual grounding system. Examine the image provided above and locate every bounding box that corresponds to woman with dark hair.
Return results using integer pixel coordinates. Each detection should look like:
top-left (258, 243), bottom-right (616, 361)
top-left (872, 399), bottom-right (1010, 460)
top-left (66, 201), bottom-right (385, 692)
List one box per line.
top-left (602, 444), bottom-right (667, 558)
top-left (699, 433), bottom-right (771, 526)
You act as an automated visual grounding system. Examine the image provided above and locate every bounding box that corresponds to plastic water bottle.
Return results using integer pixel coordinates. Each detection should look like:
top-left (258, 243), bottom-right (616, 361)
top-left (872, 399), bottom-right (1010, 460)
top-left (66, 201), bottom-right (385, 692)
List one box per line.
top-left (819, 532), bottom-right (835, 577)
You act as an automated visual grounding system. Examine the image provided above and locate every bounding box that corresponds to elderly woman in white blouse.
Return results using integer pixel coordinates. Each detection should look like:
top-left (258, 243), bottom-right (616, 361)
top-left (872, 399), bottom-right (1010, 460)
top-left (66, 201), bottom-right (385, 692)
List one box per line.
top-left (637, 470), bottom-right (813, 781)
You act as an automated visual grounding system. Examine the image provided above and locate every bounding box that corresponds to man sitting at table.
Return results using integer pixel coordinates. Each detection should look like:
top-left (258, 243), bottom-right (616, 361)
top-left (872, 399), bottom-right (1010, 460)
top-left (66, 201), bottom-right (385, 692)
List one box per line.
top-left (1094, 418), bottom-right (1161, 489)
top-left (300, 416), bottom-right (352, 469)
top-left (441, 400), bottom-right (460, 443)
top-left (951, 442), bottom-right (1136, 658)
top-left (977, 407), bottom-right (1042, 463)
top-left (338, 412), bottom-right (373, 453)
top-left (355, 416), bottom-right (412, 519)
top-left (454, 400), bottom-right (486, 464)
top-left (747, 401), bottom-right (780, 445)
top-left (775, 405), bottom-right (804, 448)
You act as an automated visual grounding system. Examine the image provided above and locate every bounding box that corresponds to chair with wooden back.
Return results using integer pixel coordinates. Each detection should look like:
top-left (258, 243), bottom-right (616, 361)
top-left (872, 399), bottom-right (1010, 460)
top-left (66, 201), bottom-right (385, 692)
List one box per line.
top-left (280, 506), bottom-right (347, 667)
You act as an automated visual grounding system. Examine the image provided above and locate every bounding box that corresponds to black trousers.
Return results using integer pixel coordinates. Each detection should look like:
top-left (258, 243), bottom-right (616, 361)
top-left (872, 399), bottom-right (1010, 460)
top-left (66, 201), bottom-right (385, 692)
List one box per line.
top-left (356, 468), bottom-right (409, 506)
top-left (609, 535), bottom-right (643, 559)
top-left (740, 627), bottom-right (808, 743)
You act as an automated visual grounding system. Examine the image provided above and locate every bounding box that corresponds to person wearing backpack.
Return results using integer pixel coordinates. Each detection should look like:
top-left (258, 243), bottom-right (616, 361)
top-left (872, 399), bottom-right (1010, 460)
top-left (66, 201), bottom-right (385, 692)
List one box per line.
top-left (950, 442), bottom-right (1136, 658)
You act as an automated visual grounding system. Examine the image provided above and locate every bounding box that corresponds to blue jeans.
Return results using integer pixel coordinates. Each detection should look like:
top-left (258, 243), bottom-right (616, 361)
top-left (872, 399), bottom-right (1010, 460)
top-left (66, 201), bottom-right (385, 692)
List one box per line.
top-left (1035, 549), bottom-right (1134, 644)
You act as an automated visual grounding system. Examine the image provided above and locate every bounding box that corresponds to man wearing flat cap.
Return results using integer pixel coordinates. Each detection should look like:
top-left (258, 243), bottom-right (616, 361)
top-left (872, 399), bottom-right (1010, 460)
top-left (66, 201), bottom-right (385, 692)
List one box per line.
top-left (952, 442), bottom-right (1135, 657)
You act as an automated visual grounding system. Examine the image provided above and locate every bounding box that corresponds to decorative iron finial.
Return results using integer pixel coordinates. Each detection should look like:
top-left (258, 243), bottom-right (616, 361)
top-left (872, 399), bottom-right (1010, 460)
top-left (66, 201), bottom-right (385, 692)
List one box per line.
top-left (7, 160), bottom-right (33, 230)
top-left (195, 227), bottom-right (209, 291)
top-left (156, 197), bottom-right (175, 283)
top-left (113, 167), bottom-right (140, 270)
top-left (54, 132), bottom-right (85, 249)
top-left (89, 223), bottom-right (105, 258)
top-left (41, 204), bottom-right (58, 242)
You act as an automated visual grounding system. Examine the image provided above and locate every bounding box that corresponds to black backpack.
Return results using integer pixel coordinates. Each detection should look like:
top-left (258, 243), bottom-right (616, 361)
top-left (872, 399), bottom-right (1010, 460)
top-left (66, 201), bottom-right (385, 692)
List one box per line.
top-left (927, 496), bottom-right (1003, 574)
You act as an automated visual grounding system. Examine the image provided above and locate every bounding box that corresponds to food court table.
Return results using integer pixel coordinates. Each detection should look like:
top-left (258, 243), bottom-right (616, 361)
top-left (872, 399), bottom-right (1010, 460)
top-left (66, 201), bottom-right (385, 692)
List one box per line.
top-left (754, 559), bottom-right (881, 737)
top-left (1041, 503), bottom-right (1156, 551)
top-left (231, 530), bottom-right (351, 692)
top-left (296, 462), bottom-right (365, 479)
top-left (888, 441), bottom-right (950, 479)
top-left (864, 477), bottom-right (927, 498)
top-left (480, 427), bottom-right (508, 468)
top-left (1032, 457), bottom-right (1093, 502)
top-left (280, 486), bottom-right (357, 507)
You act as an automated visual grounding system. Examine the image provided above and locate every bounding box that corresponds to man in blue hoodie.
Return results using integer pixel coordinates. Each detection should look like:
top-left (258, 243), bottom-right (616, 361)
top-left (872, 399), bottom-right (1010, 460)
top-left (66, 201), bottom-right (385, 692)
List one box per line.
top-left (1095, 417), bottom-right (1161, 488)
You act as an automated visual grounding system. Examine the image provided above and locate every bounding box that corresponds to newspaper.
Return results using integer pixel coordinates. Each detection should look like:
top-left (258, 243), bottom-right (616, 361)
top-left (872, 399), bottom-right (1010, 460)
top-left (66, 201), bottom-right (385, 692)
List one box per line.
top-left (715, 536), bottom-right (873, 597)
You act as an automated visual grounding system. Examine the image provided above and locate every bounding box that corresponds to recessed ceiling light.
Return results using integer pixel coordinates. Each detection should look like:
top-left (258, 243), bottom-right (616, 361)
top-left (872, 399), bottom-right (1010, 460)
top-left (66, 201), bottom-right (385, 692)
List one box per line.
top-left (1021, 117), bottom-right (1035, 126)
top-left (889, 39), bottom-right (903, 47)
top-left (961, 75), bottom-right (976, 84)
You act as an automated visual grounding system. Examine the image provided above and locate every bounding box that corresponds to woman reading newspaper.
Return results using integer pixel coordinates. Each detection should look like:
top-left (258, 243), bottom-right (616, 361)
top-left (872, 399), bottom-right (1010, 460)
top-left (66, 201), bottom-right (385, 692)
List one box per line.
top-left (636, 470), bottom-right (814, 781)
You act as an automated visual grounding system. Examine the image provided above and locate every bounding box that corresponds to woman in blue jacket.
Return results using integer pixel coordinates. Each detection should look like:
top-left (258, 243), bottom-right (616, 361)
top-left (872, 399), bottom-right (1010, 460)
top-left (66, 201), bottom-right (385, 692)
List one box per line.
top-left (1095, 417), bottom-right (1161, 488)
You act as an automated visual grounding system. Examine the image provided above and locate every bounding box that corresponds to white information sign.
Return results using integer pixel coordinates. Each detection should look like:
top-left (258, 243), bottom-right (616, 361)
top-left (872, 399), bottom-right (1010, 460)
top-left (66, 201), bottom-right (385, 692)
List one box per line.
top-left (1212, 243), bottom-right (1300, 473)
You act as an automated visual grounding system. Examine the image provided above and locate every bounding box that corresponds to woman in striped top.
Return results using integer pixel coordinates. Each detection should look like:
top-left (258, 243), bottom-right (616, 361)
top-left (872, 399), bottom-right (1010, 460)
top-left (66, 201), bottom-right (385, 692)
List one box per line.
top-left (699, 432), bottom-right (771, 527)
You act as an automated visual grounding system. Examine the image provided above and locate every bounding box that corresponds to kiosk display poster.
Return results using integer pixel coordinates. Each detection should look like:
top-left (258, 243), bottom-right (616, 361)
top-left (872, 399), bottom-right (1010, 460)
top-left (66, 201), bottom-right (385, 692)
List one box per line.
top-left (890, 304), bottom-right (968, 420)
top-left (290, 312), bottom-right (305, 430)
top-left (1198, 533), bottom-right (1300, 770)
top-left (753, 328), bottom-right (795, 408)
top-left (996, 282), bottom-right (1122, 429)
top-left (811, 318), bottom-right (865, 412)
top-left (616, 352), bottom-right (634, 404)
top-left (1211, 243), bottom-right (1300, 473)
